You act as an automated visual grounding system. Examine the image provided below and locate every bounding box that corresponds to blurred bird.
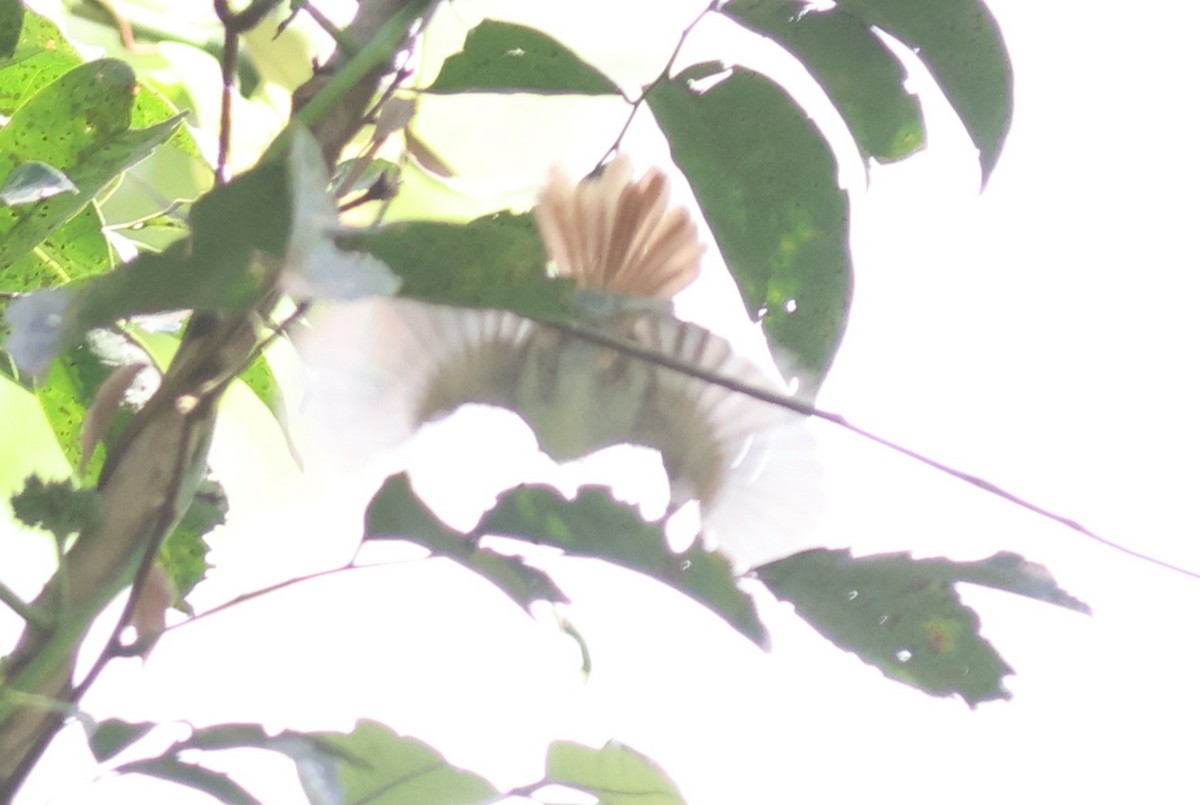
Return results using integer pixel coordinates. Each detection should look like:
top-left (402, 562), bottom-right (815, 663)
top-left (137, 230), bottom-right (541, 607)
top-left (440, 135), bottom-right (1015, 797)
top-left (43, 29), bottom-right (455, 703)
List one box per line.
top-left (297, 157), bottom-right (819, 569)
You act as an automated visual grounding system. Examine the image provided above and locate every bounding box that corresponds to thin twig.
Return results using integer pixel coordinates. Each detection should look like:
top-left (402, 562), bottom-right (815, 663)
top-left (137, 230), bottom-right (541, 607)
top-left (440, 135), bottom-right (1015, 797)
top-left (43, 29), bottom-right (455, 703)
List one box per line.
top-left (541, 317), bottom-right (1200, 582)
top-left (593, 0), bottom-right (717, 172)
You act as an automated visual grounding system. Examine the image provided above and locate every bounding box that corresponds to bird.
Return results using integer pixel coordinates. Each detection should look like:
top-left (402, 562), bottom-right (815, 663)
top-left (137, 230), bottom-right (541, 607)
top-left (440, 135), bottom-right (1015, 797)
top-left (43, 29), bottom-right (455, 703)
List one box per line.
top-left (296, 157), bottom-right (819, 570)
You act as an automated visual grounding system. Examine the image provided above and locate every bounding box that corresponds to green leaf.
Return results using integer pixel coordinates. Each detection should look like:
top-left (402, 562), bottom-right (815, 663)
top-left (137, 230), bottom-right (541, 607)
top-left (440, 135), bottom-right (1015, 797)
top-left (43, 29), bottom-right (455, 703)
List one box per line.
top-left (313, 720), bottom-right (498, 805)
top-left (237, 349), bottom-right (282, 421)
top-left (131, 80), bottom-right (202, 159)
top-left (9, 474), bottom-right (103, 544)
top-left (0, 8), bottom-right (198, 157)
top-left (939, 551), bottom-right (1091, 614)
top-left (159, 477), bottom-right (227, 608)
top-left (0, 0), bottom-right (21, 60)
top-left (365, 473), bottom-right (568, 612)
top-left (0, 67), bottom-right (186, 276)
top-left (722, 1), bottom-right (924, 162)
top-left (1, 202), bottom-right (114, 295)
top-left (545, 741), bottom-right (684, 805)
top-left (3, 159), bottom-right (290, 375)
top-left (834, 0), bottom-right (1012, 180)
top-left (182, 723), bottom-right (278, 751)
top-left (117, 757), bottom-right (261, 805)
top-left (172, 723), bottom-right (347, 804)
top-left (32, 341), bottom-right (116, 481)
top-left (0, 57), bottom-right (135, 167)
top-left (88, 719), bottom-right (155, 763)
top-left (349, 212), bottom-right (576, 319)
top-left (755, 549), bottom-right (1083, 706)
top-left (0, 11), bottom-right (83, 116)
top-left (478, 483), bottom-right (767, 647)
top-left (648, 63), bottom-right (851, 384)
top-left (427, 19), bottom-right (619, 95)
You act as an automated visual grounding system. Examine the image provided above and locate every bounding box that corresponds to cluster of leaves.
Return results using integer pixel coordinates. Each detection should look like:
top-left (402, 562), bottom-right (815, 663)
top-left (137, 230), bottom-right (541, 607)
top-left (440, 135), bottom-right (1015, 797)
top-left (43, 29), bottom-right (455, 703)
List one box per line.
top-left (0, 0), bottom-right (1087, 802)
top-left (89, 718), bottom-right (683, 805)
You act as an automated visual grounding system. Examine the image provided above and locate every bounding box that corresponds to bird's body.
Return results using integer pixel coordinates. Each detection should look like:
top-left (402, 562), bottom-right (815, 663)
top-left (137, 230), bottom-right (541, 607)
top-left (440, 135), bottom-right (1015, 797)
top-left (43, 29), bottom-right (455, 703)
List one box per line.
top-left (298, 157), bottom-right (820, 569)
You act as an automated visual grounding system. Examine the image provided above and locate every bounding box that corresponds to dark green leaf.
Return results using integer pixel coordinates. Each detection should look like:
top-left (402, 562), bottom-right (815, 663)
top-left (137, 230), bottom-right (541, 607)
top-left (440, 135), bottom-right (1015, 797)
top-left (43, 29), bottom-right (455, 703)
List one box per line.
top-left (365, 473), bottom-right (568, 612)
top-left (88, 719), bottom-right (155, 763)
top-left (648, 63), bottom-right (851, 384)
top-left (10, 474), bottom-right (102, 544)
top-left (427, 19), bottom-right (619, 95)
top-left (183, 723), bottom-right (276, 751)
top-left (757, 549), bottom-right (1038, 706)
top-left (313, 719), bottom-right (498, 805)
top-left (349, 213), bottom-right (575, 319)
top-left (941, 551), bottom-right (1091, 614)
top-left (160, 477), bottom-right (227, 607)
top-left (835, 0), bottom-right (1012, 180)
top-left (0, 0), bottom-right (21, 60)
top-left (478, 483), bottom-right (767, 646)
top-left (545, 741), bottom-right (684, 805)
top-left (117, 757), bottom-right (261, 805)
top-left (723, 1), bottom-right (924, 162)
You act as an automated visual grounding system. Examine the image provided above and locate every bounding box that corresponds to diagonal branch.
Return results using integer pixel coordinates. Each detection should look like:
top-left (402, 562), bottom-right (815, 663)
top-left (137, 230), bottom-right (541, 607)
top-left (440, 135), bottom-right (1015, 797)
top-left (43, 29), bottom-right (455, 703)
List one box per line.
top-left (541, 317), bottom-right (1200, 582)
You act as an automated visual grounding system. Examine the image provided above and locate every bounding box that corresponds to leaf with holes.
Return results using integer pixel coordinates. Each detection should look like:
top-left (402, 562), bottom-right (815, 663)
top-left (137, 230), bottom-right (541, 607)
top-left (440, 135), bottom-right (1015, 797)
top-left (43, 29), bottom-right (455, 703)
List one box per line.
top-left (365, 473), bottom-right (568, 612)
top-left (427, 19), bottom-right (619, 95)
top-left (648, 63), bottom-right (851, 385)
top-left (723, 0), bottom-right (924, 163)
top-left (159, 477), bottom-right (226, 610)
top-left (478, 483), bottom-right (767, 646)
top-left (834, 0), bottom-right (1012, 181)
top-left (758, 549), bottom-right (1086, 706)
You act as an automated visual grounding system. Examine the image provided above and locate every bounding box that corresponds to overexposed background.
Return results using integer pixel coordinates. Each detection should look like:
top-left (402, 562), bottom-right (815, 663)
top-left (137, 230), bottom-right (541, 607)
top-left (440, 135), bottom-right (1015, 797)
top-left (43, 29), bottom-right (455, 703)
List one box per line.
top-left (8, 0), bottom-right (1200, 802)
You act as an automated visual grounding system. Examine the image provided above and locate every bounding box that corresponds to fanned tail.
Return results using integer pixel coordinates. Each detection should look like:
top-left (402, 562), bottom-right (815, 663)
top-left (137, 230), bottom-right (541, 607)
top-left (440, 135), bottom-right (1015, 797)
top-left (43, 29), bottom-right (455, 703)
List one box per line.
top-left (534, 156), bottom-right (704, 300)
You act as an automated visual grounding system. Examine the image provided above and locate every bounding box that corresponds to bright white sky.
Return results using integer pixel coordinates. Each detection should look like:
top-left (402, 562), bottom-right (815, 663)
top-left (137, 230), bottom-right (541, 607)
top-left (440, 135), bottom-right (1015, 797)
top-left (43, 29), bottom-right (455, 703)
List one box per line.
top-left (9, 0), bottom-right (1200, 802)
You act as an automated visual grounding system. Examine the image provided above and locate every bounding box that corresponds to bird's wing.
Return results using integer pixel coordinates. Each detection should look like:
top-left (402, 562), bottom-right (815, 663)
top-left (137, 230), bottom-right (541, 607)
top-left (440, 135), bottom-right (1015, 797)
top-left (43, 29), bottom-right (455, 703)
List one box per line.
top-left (295, 297), bottom-right (532, 463)
top-left (630, 315), bottom-right (823, 570)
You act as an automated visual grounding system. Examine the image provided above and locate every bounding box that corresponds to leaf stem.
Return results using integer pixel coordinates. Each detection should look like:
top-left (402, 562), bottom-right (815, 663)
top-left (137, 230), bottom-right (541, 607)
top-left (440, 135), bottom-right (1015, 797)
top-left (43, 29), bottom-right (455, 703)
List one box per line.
top-left (0, 583), bottom-right (50, 629)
